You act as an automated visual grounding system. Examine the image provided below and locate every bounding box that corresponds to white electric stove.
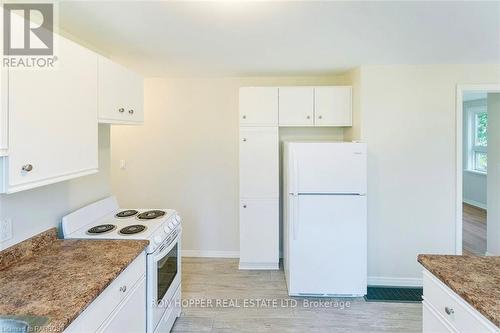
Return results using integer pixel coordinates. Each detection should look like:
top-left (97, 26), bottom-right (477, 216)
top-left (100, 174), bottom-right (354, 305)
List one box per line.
top-left (62, 196), bottom-right (182, 333)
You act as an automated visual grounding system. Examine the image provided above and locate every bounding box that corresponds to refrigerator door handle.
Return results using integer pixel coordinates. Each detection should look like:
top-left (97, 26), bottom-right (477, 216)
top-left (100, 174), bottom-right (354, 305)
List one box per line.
top-left (290, 193), bottom-right (299, 241)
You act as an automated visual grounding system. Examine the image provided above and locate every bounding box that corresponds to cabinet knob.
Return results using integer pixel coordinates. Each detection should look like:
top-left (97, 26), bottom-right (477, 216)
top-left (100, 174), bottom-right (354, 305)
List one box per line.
top-left (243, 205), bottom-right (247, 208)
top-left (118, 108), bottom-right (125, 113)
top-left (242, 115), bottom-right (246, 119)
top-left (119, 285), bottom-right (127, 293)
top-left (444, 307), bottom-right (454, 315)
top-left (21, 164), bottom-right (33, 172)
top-left (306, 115), bottom-right (311, 119)
top-left (318, 115), bottom-right (323, 119)
top-left (128, 109), bottom-right (134, 114)
top-left (242, 138), bottom-right (247, 142)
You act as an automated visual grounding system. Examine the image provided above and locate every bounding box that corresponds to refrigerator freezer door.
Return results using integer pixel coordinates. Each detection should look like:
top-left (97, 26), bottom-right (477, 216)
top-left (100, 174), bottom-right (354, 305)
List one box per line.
top-left (289, 142), bottom-right (367, 194)
top-left (288, 194), bottom-right (367, 296)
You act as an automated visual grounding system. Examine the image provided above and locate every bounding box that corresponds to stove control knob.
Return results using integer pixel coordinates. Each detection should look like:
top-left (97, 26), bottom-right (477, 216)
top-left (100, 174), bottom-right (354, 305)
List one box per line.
top-left (154, 235), bottom-right (162, 245)
top-left (168, 222), bottom-right (175, 229)
top-left (164, 224), bottom-right (170, 232)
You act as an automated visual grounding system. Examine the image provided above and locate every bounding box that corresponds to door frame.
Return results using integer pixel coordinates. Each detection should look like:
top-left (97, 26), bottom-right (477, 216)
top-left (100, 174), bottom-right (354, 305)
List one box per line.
top-left (455, 84), bottom-right (500, 254)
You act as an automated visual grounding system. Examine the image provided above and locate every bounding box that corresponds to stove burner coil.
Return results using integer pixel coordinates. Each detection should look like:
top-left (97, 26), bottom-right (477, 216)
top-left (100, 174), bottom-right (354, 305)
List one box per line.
top-left (137, 210), bottom-right (166, 220)
top-left (119, 225), bottom-right (147, 235)
top-left (115, 210), bottom-right (139, 218)
top-left (87, 224), bottom-right (116, 234)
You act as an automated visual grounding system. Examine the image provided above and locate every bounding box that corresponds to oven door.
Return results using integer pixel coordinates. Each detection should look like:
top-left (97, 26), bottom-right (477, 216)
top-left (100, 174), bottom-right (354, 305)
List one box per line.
top-left (147, 228), bottom-right (181, 332)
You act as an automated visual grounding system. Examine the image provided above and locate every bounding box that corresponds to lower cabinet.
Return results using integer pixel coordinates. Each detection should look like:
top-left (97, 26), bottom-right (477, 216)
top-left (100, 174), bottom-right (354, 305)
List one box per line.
top-left (239, 198), bottom-right (279, 270)
top-left (422, 269), bottom-right (497, 332)
top-left (98, 277), bottom-right (146, 333)
top-left (65, 253), bottom-right (146, 333)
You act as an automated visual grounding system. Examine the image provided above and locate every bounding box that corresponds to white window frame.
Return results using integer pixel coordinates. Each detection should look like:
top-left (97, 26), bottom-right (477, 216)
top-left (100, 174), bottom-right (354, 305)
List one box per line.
top-left (465, 101), bottom-right (487, 174)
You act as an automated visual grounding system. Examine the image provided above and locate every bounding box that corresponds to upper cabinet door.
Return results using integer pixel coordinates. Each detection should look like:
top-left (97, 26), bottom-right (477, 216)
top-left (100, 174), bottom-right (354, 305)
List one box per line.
top-left (98, 56), bottom-right (144, 124)
top-left (4, 35), bottom-right (98, 193)
top-left (314, 86), bottom-right (352, 126)
top-left (239, 87), bottom-right (278, 126)
top-left (279, 87), bottom-right (314, 126)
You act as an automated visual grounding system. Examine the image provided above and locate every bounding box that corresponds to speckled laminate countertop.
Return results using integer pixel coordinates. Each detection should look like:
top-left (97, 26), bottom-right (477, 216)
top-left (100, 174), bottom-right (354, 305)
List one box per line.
top-left (418, 254), bottom-right (500, 327)
top-left (0, 228), bottom-right (148, 332)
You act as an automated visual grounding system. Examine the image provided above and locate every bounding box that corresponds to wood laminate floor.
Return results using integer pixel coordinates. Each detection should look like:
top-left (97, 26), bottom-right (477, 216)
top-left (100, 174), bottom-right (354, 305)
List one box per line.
top-left (172, 258), bottom-right (422, 333)
top-left (462, 203), bottom-right (487, 256)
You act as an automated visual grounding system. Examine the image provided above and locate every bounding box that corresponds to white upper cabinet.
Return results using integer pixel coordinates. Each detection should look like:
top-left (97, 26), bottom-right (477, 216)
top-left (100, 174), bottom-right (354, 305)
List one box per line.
top-left (239, 87), bottom-right (278, 126)
top-left (277, 86), bottom-right (352, 127)
top-left (278, 87), bottom-right (314, 126)
top-left (98, 56), bottom-right (144, 124)
top-left (314, 86), bottom-right (352, 126)
top-left (1, 35), bottom-right (98, 193)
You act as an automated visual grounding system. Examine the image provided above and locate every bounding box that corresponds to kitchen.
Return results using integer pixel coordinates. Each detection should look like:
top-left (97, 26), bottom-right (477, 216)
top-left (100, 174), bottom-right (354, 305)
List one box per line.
top-left (0, 1), bottom-right (499, 333)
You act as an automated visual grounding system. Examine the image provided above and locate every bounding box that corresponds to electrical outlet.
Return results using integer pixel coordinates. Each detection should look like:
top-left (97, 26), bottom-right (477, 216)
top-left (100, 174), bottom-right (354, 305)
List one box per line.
top-left (119, 160), bottom-right (126, 170)
top-left (0, 218), bottom-right (13, 243)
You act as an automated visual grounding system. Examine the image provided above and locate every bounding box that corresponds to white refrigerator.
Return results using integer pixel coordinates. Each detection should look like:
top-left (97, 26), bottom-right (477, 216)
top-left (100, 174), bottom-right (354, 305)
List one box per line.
top-left (283, 141), bottom-right (367, 297)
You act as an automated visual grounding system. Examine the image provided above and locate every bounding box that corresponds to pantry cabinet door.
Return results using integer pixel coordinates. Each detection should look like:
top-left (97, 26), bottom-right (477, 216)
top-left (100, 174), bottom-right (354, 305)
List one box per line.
top-left (314, 86), bottom-right (352, 126)
top-left (5, 35), bottom-right (98, 193)
top-left (98, 56), bottom-right (143, 124)
top-left (278, 87), bottom-right (314, 126)
top-left (239, 87), bottom-right (278, 126)
top-left (239, 127), bottom-right (279, 198)
top-left (239, 198), bottom-right (279, 269)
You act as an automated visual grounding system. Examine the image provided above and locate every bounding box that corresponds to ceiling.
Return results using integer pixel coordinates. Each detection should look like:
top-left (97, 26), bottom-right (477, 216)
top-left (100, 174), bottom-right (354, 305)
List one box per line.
top-left (58, 1), bottom-right (500, 77)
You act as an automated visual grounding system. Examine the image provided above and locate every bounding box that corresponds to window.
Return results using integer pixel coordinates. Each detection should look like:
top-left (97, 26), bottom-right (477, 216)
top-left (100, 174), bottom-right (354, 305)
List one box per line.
top-left (466, 104), bottom-right (488, 173)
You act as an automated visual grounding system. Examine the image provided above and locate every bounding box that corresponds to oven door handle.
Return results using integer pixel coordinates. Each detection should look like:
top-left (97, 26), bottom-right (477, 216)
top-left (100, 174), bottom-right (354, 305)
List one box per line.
top-left (152, 228), bottom-right (181, 260)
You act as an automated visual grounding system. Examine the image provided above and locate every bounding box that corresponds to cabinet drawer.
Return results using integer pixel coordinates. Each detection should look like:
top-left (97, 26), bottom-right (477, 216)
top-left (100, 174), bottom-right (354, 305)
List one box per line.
top-left (423, 301), bottom-right (455, 333)
top-left (423, 270), bottom-right (497, 332)
top-left (64, 253), bottom-right (146, 332)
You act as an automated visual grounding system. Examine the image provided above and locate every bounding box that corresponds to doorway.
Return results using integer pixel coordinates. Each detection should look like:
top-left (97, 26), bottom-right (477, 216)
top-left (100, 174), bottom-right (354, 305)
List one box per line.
top-left (456, 85), bottom-right (500, 256)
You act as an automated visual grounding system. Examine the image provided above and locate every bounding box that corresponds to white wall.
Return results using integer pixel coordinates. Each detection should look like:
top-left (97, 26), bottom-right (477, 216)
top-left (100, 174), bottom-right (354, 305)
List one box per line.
top-left (487, 93), bottom-right (500, 255)
top-left (110, 76), bottom-right (349, 254)
top-left (353, 65), bottom-right (500, 284)
top-left (462, 98), bottom-right (487, 209)
top-left (0, 125), bottom-right (111, 249)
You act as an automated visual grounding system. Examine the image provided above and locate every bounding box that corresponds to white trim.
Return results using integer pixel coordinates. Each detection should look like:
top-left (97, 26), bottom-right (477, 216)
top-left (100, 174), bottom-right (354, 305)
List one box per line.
top-left (456, 84), bottom-right (500, 255)
top-left (368, 276), bottom-right (423, 287)
top-left (239, 262), bottom-right (279, 270)
top-left (462, 199), bottom-right (487, 210)
top-left (182, 250), bottom-right (239, 258)
top-left (464, 169), bottom-right (487, 176)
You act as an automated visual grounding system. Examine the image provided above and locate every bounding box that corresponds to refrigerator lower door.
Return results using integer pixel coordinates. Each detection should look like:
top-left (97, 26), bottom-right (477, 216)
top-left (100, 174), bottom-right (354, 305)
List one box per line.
top-left (288, 194), bottom-right (367, 296)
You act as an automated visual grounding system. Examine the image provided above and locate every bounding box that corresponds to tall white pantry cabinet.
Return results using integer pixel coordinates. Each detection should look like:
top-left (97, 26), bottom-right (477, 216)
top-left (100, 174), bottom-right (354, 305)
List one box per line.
top-left (238, 86), bottom-right (352, 270)
top-left (239, 87), bottom-right (279, 269)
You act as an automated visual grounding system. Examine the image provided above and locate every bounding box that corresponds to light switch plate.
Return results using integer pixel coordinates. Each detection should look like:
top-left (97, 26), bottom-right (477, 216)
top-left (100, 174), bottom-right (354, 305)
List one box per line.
top-left (0, 218), bottom-right (12, 243)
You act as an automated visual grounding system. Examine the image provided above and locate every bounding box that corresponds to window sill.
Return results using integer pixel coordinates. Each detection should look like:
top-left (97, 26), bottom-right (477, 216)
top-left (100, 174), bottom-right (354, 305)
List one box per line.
top-left (464, 169), bottom-right (487, 176)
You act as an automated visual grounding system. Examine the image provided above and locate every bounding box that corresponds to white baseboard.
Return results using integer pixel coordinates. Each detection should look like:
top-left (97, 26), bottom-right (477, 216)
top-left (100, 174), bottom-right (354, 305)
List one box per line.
top-left (239, 262), bottom-right (279, 270)
top-left (368, 276), bottom-right (423, 287)
top-left (463, 199), bottom-right (487, 210)
top-left (182, 250), bottom-right (239, 258)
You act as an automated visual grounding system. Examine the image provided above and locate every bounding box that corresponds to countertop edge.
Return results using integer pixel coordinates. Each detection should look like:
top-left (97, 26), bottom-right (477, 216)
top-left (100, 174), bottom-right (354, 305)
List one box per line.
top-left (417, 254), bottom-right (500, 328)
top-left (60, 241), bottom-right (148, 331)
